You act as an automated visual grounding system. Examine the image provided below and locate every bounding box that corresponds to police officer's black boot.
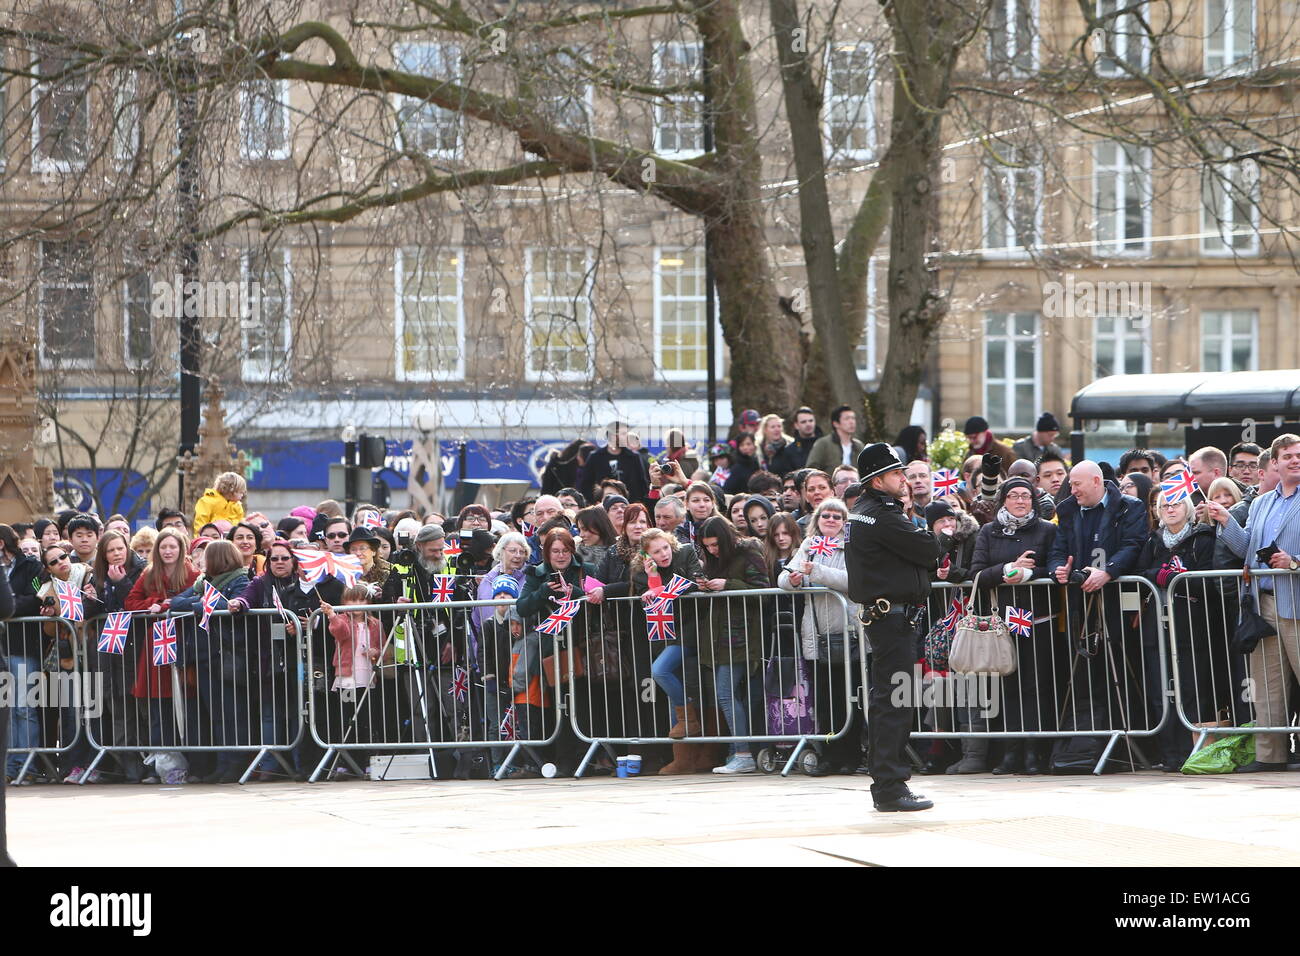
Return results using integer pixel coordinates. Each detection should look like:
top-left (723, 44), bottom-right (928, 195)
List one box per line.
top-left (873, 787), bottom-right (934, 812)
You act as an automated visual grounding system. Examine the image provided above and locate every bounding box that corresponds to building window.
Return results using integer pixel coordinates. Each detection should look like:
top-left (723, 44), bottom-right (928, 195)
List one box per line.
top-left (984, 145), bottom-right (1040, 255)
top-left (824, 42), bottom-right (874, 160)
top-left (395, 248), bottom-right (463, 381)
top-left (1093, 315), bottom-right (1151, 378)
top-left (38, 240), bottom-right (95, 368)
top-left (240, 249), bottom-right (292, 382)
top-left (395, 43), bottom-right (461, 158)
top-left (112, 70), bottom-right (141, 168)
top-left (855, 258), bottom-right (880, 379)
top-left (988, 0), bottom-right (1037, 76)
top-left (1095, 0), bottom-right (1149, 76)
top-left (1201, 155), bottom-right (1259, 255)
top-left (1205, 0), bottom-right (1253, 73)
top-left (123, 272), bottom-right (152, 368)
top-left (240, 78), bottom-right (290, 160)
top-left (525, 248), bottom-right (593, 381)
top-left (32, 50), bottom-right (90, 170)
top-left (1093, 142), bottom-right (1150, 254)
top-left (653, 42), bottom-right (704, 157)
top-left (983, 312), bottom-right (1039, 433)
top-left (1201, 309), bottom-right (1257, 372)
top-left (655, 248), bottom-right (708, 379)
top-left (541, 53), bottom-right (593, 131)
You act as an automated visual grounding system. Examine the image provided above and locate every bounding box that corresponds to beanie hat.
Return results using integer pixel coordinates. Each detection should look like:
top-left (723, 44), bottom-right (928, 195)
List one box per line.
top-left (963, 416), bottom-right (989, 435)
top-left (995, 477), bottom-right (1036, 508)
top-left (290, 505), bottom-right (317, 523)
top-left (414, 524), bottom-right (445, 544)
top-left (601, 494), bottom-right (629, 511)
top-left (924, 500), bottom-right (956, 526)
top-left (492, 574), bottom-right (521, 599)
top-left (1036, 412), bottom-right (1060, 433)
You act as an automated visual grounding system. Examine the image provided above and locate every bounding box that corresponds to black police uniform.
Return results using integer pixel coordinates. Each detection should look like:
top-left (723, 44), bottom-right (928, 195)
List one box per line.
top-left (846, 447), bottom-right (940, 808)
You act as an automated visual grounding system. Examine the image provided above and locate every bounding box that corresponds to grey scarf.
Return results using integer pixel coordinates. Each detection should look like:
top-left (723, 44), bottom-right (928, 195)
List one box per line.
top-left (996, 507), bottom-right (1036, 534)
top-left (1161, 522), bottom-right (1196, 552)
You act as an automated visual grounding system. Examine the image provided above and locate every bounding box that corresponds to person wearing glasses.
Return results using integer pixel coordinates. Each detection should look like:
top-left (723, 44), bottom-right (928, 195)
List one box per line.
top-left (1137, 492), bottom-right (1223, 771)
top-left (1229, 442), bottom-right (1263, 494)
top-left (244, 512), bottom-right (277, 549)
top-left (321, 517), bottom-right (351, 555)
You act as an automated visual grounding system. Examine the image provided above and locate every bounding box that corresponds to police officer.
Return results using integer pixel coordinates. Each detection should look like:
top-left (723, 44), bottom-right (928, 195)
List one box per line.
top-left (847, 443), bottom-right (941, 812)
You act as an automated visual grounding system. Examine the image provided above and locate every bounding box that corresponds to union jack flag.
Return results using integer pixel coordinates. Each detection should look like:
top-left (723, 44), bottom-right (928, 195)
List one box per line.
top-left (429, 574), bottom-right (457, 603)
top-left (645, 597), bottom-right (676, 642)
top-left (198, 581), bottom-right (224, 631)
top-left (938, 595), bottom-right (964, 629)
top-left (98, 611), bottom-right (131, 654)
top-left (710, 466), bottom-right (730, 487)
top-left (1005, 606), bottom-right (1034, 638)
top-left (450, 664), bottom-right (469, 702)
top-left (1159, 470), bottom-right (1197, 504)
top-left (661, 574), bottom-right (694, 599)
top-left (271, 583), bottom-right (293, 625)
top-left (499, 704), bottom-right (518, 741)
top-left (933, 469), bottom-right (961, 497)
top-left (151, 618), bottom-right (177, 665)
top-left (537, 599), bottom-right (583, 635)
top-left (807, 536), bottom-right (842, 558)
top-left (357, 511), bottom-right (383, 528)
top-left (1169, 554), bottom-right (1187, 573)
top-left (443, 537), bottom-right (463, 559)
top-left (292, 548), bottom-right (364, 587)
top-left (53, 578), bottom-right (84, 622)
top-left (520, 520), bottom-right (536, 538)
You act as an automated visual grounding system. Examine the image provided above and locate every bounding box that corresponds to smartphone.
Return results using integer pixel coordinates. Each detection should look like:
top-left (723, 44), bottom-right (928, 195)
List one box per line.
top-left (1190, 488), bottom-right (1207, 507)
top-left (550, 572), bottom-right (564, 587)
top-left (1257, 544), bottom-right (1281, 564)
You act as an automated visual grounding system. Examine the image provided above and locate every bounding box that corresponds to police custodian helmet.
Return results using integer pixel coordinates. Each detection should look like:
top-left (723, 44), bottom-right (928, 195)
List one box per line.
top-left (856, 442), bottom-right (905, 482)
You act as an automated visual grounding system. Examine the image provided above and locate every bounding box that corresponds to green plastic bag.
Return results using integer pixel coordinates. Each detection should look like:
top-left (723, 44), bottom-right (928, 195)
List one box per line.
top-left (1180, 724), bottom-right (1256, 774)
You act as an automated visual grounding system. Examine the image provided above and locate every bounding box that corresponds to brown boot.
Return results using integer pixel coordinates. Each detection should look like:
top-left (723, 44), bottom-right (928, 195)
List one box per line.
top-left (657, 743), bottom-right (697, 775)
top-left (668, 704), bottom-right (702, 739)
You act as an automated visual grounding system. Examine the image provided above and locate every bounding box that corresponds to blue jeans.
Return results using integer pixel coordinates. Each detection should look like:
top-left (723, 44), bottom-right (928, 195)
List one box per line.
top-left (714, 663), bottom-right (754, 757)
top-left (651, 645), bottom-right (686, 709)
top-left (5, 655), bottom-right (42, 776)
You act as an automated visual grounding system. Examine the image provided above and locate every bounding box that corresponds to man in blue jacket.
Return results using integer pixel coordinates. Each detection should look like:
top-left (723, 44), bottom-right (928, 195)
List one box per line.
top-left (1047, 461), bottom-right (1149, 752)
top-left (1203, 434), bottom-right (1300, 772)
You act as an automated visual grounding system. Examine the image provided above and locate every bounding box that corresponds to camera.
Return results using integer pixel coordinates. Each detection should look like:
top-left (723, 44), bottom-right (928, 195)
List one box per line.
top-left (981, 454), bottom-right (1002, 476)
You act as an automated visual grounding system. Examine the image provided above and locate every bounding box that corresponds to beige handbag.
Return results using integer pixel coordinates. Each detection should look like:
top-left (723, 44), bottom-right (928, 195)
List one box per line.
top-left (949, 587), bottom-right (1018, 676)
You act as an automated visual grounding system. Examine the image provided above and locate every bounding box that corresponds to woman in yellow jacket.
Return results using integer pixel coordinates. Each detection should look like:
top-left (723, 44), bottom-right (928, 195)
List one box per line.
top-left (192, 472), bottom-right (248, 537)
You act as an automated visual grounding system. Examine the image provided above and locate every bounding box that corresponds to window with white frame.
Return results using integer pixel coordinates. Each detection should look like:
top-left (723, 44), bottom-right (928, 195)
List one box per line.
top-left (983, 312), bottom-right (1039, 432)
top-left (112, 70), bottom-right (141, 168)
top-left (395, 248), bottom-right (463, 381)
top-left (1093, 142), bottom-right (1150, 253)
top-left (655, 248), bottom-right (710, 379)
top-left (1095, 0), bottom-right (1149, 75)
top-left (1201, 309), bottom-right (1257, 372)
top-left (38, 240), bottom-right (95, 367)
top-left (240, 78), bottom-right (290, 160)
top-left (32, 49), bottom-right (90, 170)
top-left (855, 258), bottom-right (880, 378)
top-left (988, 0), bottom-right (1037, 76)
top-left (123, 271), bottom-right (153, 368)
top-left (1201, 154), bottom-right (1259, 255)
top-left (1093, 315), bottom-right (1151, 378)
top-left (824, 42), bottom-right (874, 160)
top-left (1205, 0), bottom-right (1253, 73)
top-left (541, 52), bottom-right (593, 130)
top-left (395, 43), bottom-right (461, 157)
top-left (525, 248), bottom-right (593, 381)
top-left (984, 144), bottom-right (1040, 254)
top-left (240, 248), bottom-right (291, 382)
top-left (654, 42), bottom-right (704, 157)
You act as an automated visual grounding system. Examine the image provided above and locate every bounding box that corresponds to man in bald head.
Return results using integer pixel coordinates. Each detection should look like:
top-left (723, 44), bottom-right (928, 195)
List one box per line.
top-left (1046, 460), bottom-right (1150, 753)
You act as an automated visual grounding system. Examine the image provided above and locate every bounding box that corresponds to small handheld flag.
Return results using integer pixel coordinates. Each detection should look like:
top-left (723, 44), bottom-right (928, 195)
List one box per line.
top-left (199, 581), bottom-right (224, 631)
top-left (933, 469), bottom-right (961, 497)
top-left (98, 611), bottom-right (132, 654)
top-left (53, 579), bottom-right (84, 622)
top-left (358, 511), bottom-right (383, 528)
top-left (537, 599), bottom-right (583, 635)
top-left (1005, 606), bottom-right (1034, 638)
top-left (499, 704), bottom-right (518, 741)
top-left (450, 664), bottom-right (469, 702)
top-left (151, 618), bottom-right (177, 665)
top-left (1159, 470), bottom-right (1197, 505)
top-left (807, 536), bottom-right (842, 558)
top-left (429, 574), bottom-right (457, 603)
top-left (938, 595), bottom-right (964, 629)
top-left (645, 597), bottom-right (676, 642)
top-left (1169, 554), bottom-right (1187, 573)
top-left (661, 574), bottom-right (694, 599)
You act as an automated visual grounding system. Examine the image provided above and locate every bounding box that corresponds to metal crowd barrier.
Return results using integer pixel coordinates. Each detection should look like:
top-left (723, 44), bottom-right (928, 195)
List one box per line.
top-left (73, 608), bottom-right (306, 785)
top-left (896, 576), bottom-right (1169, 774)
top-left (303, 600), bottom-right (563, 782)
top-left (2, 616), bottom-right (84, 784)
top-left (1166, 568), bottom-right (1300, 757)
top-left (566, 587), bottom-right (858, 777)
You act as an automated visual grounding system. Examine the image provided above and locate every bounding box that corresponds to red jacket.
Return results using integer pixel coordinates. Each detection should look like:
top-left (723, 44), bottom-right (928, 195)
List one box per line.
top-left (125, 565), bottom-right (199, 698)
top-left (329, 613), bottom-right (385, 679)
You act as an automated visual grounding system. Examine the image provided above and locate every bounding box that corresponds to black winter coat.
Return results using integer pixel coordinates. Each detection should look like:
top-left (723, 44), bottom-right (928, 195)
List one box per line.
top-left (968, 515), bottom-right (1059, 615)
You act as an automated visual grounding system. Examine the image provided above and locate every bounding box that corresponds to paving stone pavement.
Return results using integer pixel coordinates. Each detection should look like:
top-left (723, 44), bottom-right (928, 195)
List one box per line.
top-left (8, 770), bottom-right (1299, 866)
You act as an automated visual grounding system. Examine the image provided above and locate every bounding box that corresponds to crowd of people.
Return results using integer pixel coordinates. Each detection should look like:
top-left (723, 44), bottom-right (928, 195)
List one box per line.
top-left (1, 408), bottom-right (1297, 785)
